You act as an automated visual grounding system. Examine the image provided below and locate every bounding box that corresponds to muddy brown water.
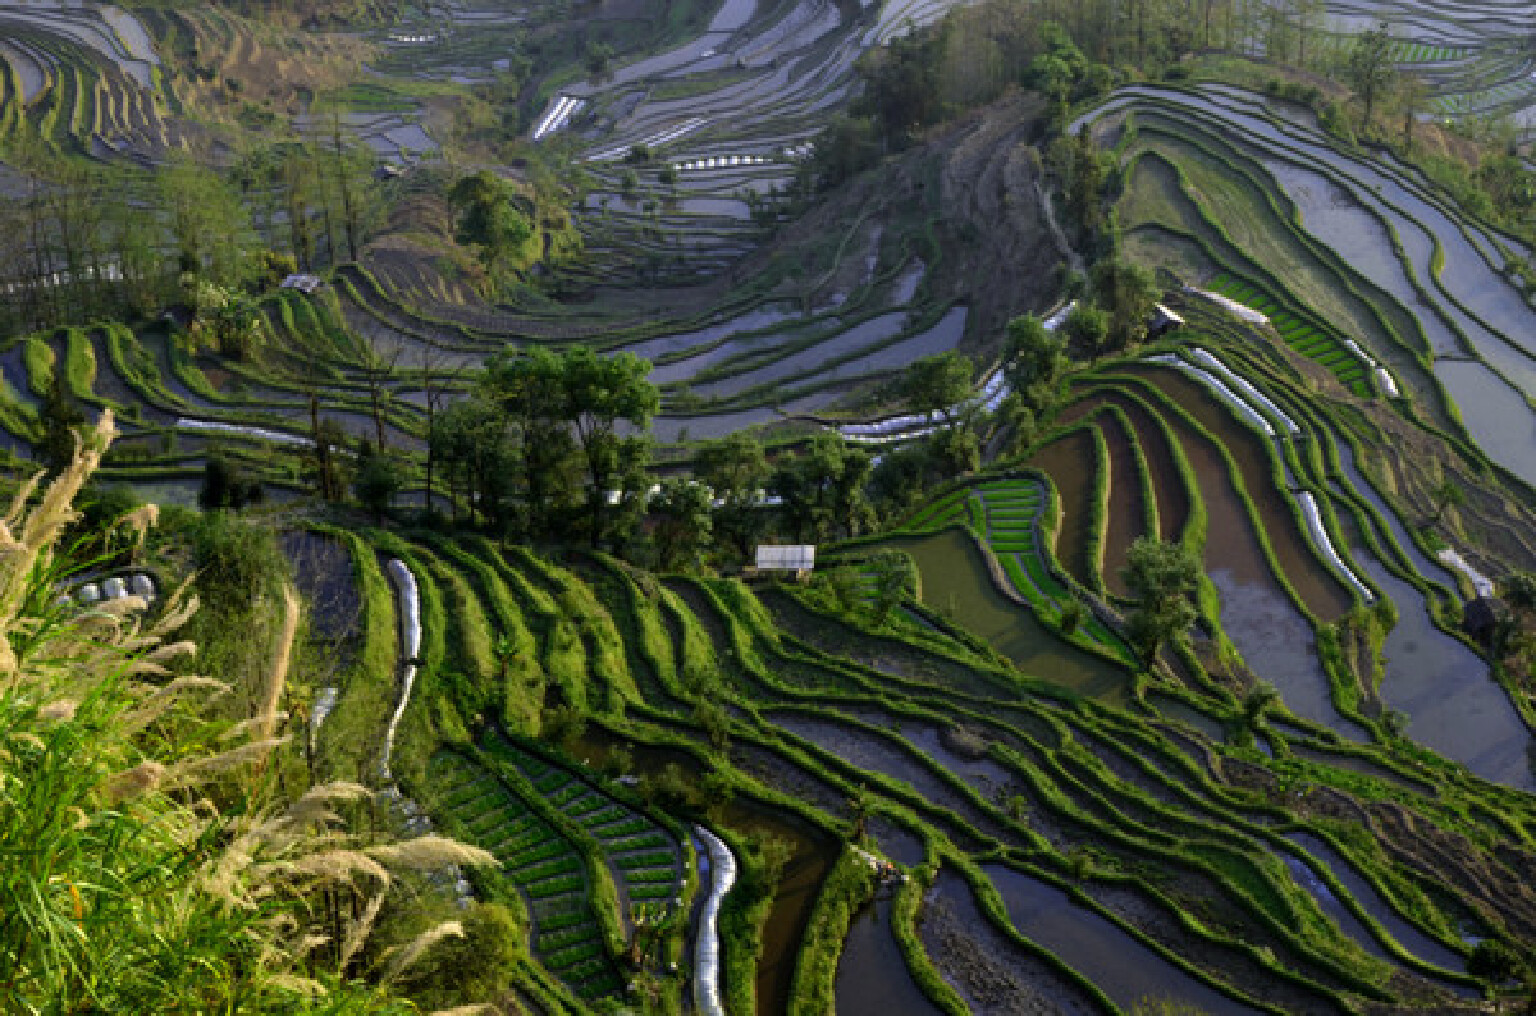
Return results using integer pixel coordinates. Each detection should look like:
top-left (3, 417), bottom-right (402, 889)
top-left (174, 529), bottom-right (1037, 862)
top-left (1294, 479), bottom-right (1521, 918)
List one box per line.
top-left (1026, 429), bottom-right (1099, 591)
top-left (1098, 409), bottom-right (1150, 598)
top-left (1069, 387), bottom-right (1194, 545)
top-left (834, 896), bottom-right (943, 1014)
top-left (983, 864), bottom-right (1258, 1013)
top-left (1106, 374), bottom-right (1364, 738)
top-left (873, 530), bottom-right (1131, 702)
top-left (1123, 365), bottom-right (1353, 620)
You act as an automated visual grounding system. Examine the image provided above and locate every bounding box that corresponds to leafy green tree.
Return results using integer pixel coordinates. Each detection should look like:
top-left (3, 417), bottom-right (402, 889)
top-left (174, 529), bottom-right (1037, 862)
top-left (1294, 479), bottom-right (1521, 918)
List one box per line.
top-left (1031, 53), bottom-right (1074, 126)
top-left (771, 433), bottom-right (874, 543)
top-left (480, 347), bottom-right (575, 536)
top-left (869, 554), bottom-right (909, 625)
top-left (1347, 23), bottom-right (1396, 129)
top-left (1122, 536), bottom-right (1201, 666)
top-left (447, 171), bottom-right (534, 277)
top-left (353, 442), bottom-right (403, 524)
top-left (650, 478), bottom-right (713, 572)
top-left (1063, 302), bottom-right (1111, 361)
top-left (1004, 313), bottom-right (1068, 409)
top-left (1468, 939), bottom-right (1524, 988)
top-left (428, 396), bottom-right (515, 528)
top-left (560, 347), bottom-right (660, 547)
top-left (1505, 572), bottom-right (1536, 622)
top-left (696, 431), bottom-right (770, 561)
top-left (198, 452), bottom-right (263, 510)
top-left (1089, 258), bottom-right (1159, 352)
top-left (898, 350), bottom-right (975, 429)
top-left (160, 156), bottom-right (255, 288)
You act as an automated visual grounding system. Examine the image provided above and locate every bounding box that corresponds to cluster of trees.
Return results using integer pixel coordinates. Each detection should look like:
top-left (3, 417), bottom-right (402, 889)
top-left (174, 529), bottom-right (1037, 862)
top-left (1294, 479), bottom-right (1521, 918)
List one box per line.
top-left (424, 345), bottom-right (884, 564)
top-left (0, 127), bottom-right (383, 335)
top-left (429, 346), bottom-right (658, 547)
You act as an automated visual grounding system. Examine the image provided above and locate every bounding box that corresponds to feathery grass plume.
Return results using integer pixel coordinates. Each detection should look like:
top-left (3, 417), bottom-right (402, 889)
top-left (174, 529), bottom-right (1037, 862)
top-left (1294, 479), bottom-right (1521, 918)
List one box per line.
top-left (256, 583), bottom-right (301, 745)
top-left (382, 921), bottom-right (465, 983)
top-left (0, 412), bottom-right (113, 686)
top-left (0, 414), bottom-right (488, 1014)
top-left (367, 835), bottom-right (499, 871)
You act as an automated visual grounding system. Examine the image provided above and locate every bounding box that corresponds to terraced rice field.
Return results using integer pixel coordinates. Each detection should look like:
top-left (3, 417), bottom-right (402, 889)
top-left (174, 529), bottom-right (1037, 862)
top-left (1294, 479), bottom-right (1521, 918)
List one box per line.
top-left (251, 379), bottom-right (1536, 1009)
top-left (1095, 82), bottom-right (1536, 487)
top-left (428, 749), bottom-right (627, 998)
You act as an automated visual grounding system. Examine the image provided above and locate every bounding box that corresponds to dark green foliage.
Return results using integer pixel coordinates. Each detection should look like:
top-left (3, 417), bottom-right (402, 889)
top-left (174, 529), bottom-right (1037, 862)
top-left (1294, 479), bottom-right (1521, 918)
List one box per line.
top-left (649, 477), bottom-right (713, 572)
top-left (770, 433), bottom-right (875, 543)
top-left (696, 432), bottom-right (770, 561)
top-left (39, 368), bottom-right (85, 475)
top-left (1121, 535), bottom-right (1200, 665)
top-left (1088, 258), bottom-right (1159, 352)
top-left (448, 170), bottom-right (534, 275)
top-left (353, 442), bottom-right (404, 523)
top-left (198, 452), bottom-right (264, 510)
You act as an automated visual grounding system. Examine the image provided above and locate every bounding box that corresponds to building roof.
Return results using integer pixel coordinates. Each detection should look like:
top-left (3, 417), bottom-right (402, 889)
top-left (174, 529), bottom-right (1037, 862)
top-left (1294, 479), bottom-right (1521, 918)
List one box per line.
top-left (755, 545), bottom-right (815, 570)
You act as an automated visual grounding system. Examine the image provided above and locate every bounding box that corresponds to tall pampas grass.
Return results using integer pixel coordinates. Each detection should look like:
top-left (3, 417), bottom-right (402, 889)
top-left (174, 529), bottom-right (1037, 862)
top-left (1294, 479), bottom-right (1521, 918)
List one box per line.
top-left (0, 416), bottom-right (495, 1014)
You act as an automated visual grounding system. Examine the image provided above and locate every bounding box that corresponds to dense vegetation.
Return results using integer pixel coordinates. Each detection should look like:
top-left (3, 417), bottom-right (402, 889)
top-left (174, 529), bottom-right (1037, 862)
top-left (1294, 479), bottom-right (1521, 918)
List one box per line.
top-left (4, 0), bottom-right (1536, 1009)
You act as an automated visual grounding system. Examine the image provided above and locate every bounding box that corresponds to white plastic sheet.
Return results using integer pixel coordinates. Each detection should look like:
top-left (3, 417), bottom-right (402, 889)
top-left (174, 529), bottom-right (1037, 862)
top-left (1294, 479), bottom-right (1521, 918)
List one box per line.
top-left (692, 825), bottom-right (737, 1016)
top-left (1297, 492), bottom-right (1374, 601)
top-left (380, 559), bottom-right (422, 780)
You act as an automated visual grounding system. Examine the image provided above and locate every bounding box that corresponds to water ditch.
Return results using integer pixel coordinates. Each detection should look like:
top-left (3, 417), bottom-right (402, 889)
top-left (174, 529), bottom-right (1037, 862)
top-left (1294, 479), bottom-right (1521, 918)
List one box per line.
top-left (834, 896), bottom-right (942, 1014)
top-left (569, 728), bottom-right (836, 1013)
top-left (982, 864), bottom-right (1258, 1013)
top-left (1284, 832), bottom-right (1469, 979)
top-left (1331, 441), bottom-right (1536, 789)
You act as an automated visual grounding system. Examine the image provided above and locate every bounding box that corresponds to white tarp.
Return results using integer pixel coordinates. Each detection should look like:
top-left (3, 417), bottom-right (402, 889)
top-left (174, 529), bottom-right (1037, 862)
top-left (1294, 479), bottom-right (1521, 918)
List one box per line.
top-left (380, 559), bottom-right (422, 780)
top-left (693, 826), bottom-right (737, 1016)
top-left (1437, 548), bottom-right (1495, 598)
top-left (755, 545), bottom-right (814, 570)
top-left (1297, 492), bottom-right (1374, 601)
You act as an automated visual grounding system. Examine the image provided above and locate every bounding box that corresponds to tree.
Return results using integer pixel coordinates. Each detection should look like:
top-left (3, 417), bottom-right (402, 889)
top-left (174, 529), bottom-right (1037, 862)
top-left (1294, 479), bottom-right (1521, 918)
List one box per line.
top-left (695, 432), bottom-right (769, 561)
top-left (898, 350), bottom-right (975, 429)
top-left (1468, 939), bottom-right (1524, 989)
top-left (481, 347), bottom-right (576, 537)
top-left (353, 441), bottom-right (403, 524)
top-left (38, 368), bottom-right (86, 475)
top-left (650, 478), bottom-right (713, 572)
top-left (1031, 52), bottom-right (1074, 127)
top-left (198, 452), bottom-right (263, 510)
top-left (1089, 258), bottom-right (1159, 352)
top-left (770, 433), bottom-right (874, 543)
top-left (1063, 302), bottom-right (1111, 361)
top-left (1505, 572), bottom-right (1536, 623)
top-left (1003, 313), bottom-right (1069, 409)
top-left (1121, 536), bottom-right (1201, 666)
top-left (869, 554), bottom-right (909, 626)
top-left (160, 156), bottom-right (255, 289)
top-left (447, 171), bottom-right (534, 279)
top-left (1347, 23), bottom-right (1396, 130)
top-left (559, 348), bottom-right (660, 548)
